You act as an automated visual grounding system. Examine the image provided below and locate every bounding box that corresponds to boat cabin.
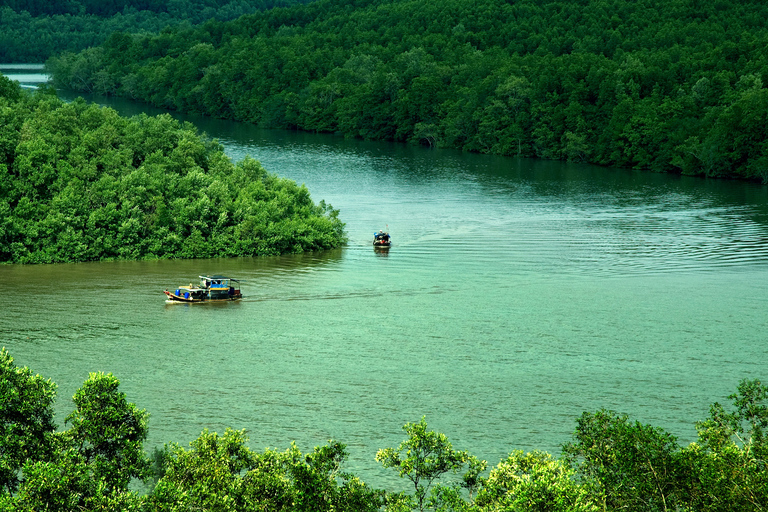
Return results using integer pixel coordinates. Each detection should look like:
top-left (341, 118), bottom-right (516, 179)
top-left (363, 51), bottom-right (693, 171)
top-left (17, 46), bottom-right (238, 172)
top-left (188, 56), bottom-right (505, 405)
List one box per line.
top-left (373, 230), bottom-right (391, 247)
top-left (199, 275), bottom-right (242, 300)
top-left (173, 284), bottom-right (208, 301)
top-left (164, 275), bottom-right (243, 302)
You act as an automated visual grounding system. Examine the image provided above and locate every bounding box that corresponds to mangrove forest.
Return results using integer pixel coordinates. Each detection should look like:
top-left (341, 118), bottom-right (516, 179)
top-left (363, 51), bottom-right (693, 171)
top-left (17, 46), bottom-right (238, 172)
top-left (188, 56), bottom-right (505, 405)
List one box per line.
top-left (0, 77), bottom-right (345, 264)
top-left (45, 0), bottom-right (768, 182)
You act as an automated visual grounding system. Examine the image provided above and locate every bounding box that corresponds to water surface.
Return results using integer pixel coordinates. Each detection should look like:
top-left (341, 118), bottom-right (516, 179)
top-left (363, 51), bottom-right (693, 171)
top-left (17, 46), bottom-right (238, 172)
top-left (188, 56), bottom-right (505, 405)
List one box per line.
top-left (0, 63), bottom-right (48, 88)
top-left (2, 91), bottom-right (768, 489)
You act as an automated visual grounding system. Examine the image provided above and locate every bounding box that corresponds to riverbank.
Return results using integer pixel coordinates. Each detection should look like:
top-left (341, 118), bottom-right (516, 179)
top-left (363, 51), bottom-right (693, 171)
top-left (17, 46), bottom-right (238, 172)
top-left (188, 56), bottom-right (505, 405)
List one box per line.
top-left (45, 0), bottom-right (768, 183)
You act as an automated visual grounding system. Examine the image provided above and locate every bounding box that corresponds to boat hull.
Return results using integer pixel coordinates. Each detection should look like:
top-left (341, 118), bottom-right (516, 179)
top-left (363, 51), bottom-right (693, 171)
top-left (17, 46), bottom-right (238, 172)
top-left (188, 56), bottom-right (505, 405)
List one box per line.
top-left (164, 290), bottom-right (242, 303)
top-left (164, 275), bottom-right (243, 303)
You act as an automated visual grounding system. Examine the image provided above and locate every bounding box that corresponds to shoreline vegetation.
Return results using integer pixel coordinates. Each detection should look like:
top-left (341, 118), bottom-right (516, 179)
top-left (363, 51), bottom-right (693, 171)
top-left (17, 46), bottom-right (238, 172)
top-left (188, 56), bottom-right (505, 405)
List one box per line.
top-left (0, 77), bottom-right (345, 264)
top-left (41, 0), bottom-right (768, 183)
top-left (1, 347), bottom-right (766, 511)
top-left (0, 0), bottom-right (316, 63)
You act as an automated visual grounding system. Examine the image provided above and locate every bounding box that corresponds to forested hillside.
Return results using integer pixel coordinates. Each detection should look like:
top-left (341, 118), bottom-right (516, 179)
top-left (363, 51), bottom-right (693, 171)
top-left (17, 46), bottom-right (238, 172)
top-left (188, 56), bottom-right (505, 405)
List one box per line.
top-left (0, 77), bottom-right (344, 264)
top-left (47, 0), bottom-right (768, 182)
top-left (0, 0), bottom-right (314, 62)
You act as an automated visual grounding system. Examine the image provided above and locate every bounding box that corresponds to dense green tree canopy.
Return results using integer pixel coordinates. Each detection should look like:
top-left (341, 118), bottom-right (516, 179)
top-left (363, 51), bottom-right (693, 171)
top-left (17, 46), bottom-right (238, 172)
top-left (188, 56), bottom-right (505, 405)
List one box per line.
top-left (475, 450), bottom-right (598, 512)
top-left (0, 0), bottom-right (315, 62)
top-left (149, 432), bottom-right (383, 512)
top-left (47, 0), bottom-right (768, 181)
top-left (1, 355), bottom-right (150, 510)
top-left (0, 0), bottom-right (311, 18)
top-left (0, 77), bottom-right (344, 264)
top-left (0, 348), bottom-right (56, 495)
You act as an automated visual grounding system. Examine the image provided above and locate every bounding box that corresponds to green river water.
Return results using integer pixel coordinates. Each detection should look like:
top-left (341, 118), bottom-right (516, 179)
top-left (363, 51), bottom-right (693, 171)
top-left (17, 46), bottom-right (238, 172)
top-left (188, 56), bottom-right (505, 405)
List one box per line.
top-left (2, 68), bottom-right (768, 489)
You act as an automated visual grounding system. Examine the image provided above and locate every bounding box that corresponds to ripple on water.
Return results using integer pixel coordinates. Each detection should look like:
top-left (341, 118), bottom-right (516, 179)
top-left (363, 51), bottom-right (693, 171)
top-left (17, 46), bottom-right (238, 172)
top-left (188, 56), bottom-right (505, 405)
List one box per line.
top-left (2, 111), bottom-right (768, 489)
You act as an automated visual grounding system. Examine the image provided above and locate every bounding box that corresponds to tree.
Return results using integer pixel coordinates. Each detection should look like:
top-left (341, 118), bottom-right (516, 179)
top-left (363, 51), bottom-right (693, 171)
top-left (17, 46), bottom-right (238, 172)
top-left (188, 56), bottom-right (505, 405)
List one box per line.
top-left (376, 417), bottom-right (485, 512)
top-left (14, 450), bottom-right (144, 512)
top-left (562, 409), bottom-right (681, 512)
top-left (148, 428), bottom-right (270, 511)
top-left (149, 430), bottom-right (383, 512)
top-left (0, 75), bottom-right (22, 102)
top-left (474, 450), bottom-right (598, 512)
top-left (697, 379), bottom-right (768, 458)
top-left (1, 354), bottom-right (149, 509)
top-left (684, 379), bottom-right (768, 511)
top-left (63, 372), bottom-right (151, 493)
top-left (285, 440), bottom-right (384, 512)
top-left (1, 92), bottom-right (346, 264)
top-left (0, 348), bottom-right (57, 495)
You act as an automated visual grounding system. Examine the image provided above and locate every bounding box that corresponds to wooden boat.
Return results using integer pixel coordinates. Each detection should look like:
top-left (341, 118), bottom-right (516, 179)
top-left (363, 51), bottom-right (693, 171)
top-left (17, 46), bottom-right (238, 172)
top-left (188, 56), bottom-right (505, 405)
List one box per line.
top-left (373, 230), bottom-right (391, 248)
top-left (164, 275), bottom-right (242, 302)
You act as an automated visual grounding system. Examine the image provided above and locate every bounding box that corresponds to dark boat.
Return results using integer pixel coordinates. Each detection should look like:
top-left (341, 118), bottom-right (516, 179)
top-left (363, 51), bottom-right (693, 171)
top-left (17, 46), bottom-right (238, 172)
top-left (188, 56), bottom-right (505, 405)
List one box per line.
top-left (164, 275), bottom-right (243, 302)
top-left (373, 230), bottom-right (391, 248)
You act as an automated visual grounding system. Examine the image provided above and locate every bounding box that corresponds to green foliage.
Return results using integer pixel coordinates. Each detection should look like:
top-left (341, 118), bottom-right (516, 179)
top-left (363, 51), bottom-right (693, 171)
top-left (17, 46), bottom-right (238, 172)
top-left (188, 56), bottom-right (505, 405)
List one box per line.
top-left (562, 410), bottom-right (682, 511)
top-left (0, 352), bottom-right (149, 509)
top-left (697, 379), bottom-right (768, 456)
top-left (562, 382), bottom-right (768, 511)
top-left (48, 0), bottom-right (768, 182)
top-left (474, 450), bottom-right (598, 512)
top-left (0, 348), bottom-right (57, 495)
top-left (149, 430), bottom-right (383, 512)
top-left (286, 440), bottom-right (384, 512)
top-left (0, 90), bottom-right (345, 264)
top-left (0, 0), bottom-right (317, 63)
top-left (377, 417), bottom-right (486, 512)
top-left (148, 428), bottom-right (271, 511)
top-left (14, 451), bottom-right (145, 512)
top-left (0, 76), bottom-right (22, 103)
top-left (64, 372), bottom-right (151, 492)
top-left (682, 378), bottom-right (768, 511)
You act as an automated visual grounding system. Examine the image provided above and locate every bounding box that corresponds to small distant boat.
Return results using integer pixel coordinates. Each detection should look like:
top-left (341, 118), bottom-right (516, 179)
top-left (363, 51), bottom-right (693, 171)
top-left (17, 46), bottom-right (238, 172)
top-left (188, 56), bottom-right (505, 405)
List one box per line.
top-left (373, 230), bottom-right (391, 248)
top-left (164, 275), bottom-right (243, 303)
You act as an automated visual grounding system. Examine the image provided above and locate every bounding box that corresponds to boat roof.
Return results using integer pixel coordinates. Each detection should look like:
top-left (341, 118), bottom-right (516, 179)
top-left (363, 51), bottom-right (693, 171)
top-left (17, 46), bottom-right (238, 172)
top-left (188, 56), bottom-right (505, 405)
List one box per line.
top-left (199, 275), bottom-right (239, 281)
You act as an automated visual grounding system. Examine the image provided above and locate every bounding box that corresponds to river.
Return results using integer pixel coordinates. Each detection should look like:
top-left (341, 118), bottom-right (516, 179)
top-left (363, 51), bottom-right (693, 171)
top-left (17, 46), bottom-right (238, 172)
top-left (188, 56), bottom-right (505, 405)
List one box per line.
top-left (2, 67), bottom-right (768, 489)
